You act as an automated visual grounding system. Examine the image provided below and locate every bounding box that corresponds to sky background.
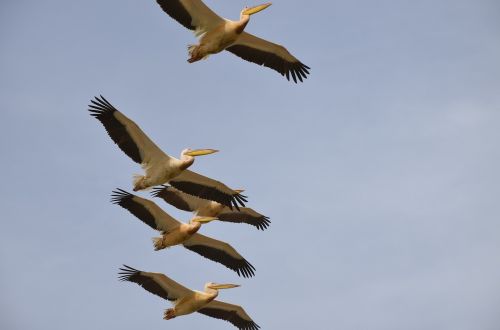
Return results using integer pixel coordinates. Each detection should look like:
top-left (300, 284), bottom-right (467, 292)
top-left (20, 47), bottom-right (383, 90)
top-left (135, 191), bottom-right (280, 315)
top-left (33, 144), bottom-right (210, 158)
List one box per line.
top-left (1, 0), bottom-right (500, 329)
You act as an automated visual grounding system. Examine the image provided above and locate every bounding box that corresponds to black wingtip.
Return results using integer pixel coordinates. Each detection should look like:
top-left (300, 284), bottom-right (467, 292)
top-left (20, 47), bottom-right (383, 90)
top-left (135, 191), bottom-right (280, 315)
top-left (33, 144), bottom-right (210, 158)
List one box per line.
top-left (256, 216), bottom-right (271, 231)
top-left (118, 264), bottom-right (140, 281)
top-left (237, 259), bottom-right (256, 278)
top-left (88, 95), bottom-right (117, 117)
top-left (110, 188), bottom-right (133, 204)
top-left (232, 193), bottom-right (247, 210)
top-left (151, 185), bottom-right (169, 198)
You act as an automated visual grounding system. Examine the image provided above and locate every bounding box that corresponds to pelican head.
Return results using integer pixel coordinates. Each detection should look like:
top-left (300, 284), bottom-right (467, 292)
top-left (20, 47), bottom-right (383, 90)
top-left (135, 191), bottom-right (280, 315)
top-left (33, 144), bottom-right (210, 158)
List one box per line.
top-left (241, 3), bottom-right (272, 16)
top-left (180, 148), bottom-right (218, 169)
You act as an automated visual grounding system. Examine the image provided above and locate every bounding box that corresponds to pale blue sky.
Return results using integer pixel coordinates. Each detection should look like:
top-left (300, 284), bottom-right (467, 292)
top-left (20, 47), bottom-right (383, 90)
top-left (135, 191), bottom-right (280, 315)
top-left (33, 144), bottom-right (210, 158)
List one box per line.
top-left (1, 1), bottom-right (500, 329)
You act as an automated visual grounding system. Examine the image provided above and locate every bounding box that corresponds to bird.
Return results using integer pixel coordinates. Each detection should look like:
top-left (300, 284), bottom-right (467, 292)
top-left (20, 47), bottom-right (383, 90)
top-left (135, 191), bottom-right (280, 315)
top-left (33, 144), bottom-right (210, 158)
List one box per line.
top-left (119, 265), bottom-right (260, 329)
top-left (155, 0), bottom-right (310, 83)
top-left (89, 95), bottom-right (247, 209)
top-left (111, 189), bottom-right (255, 277)
top-left (152, 185), bottom-right (270, 230)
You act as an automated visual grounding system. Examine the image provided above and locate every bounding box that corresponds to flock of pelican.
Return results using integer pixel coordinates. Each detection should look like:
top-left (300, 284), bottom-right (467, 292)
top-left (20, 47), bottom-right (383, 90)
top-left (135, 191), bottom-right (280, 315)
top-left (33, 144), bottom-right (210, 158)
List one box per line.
top-left (90, 94), bottom-right (264, 327)
top-left (89, 1), bottom-right (309, 329)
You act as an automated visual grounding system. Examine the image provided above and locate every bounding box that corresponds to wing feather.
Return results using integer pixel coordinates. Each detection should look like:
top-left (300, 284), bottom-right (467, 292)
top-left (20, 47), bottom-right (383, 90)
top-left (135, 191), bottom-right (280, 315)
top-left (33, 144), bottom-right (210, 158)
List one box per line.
top-left (111, 189), bottom-right (180, 232)
top-left (217, 208), bottom-right (271, 231)
top-left (152, 186), bottom-right (269, 229)
top-left (169, 170), bottom-right (247, 210)
top-left (118, 265), bottom-right (191, 301)
top-left (156, 0), bottom-right (224, 35)
top-left (88, 95), bottom-right (169, 165)
top-left (183, 233), bottom-right (255, 278)
top-left (226, 32), bottom-right (310, 83)
top-left (198, 300), bottom-right (260, 330)
top-left (151, 185), bottom-right (202, 212)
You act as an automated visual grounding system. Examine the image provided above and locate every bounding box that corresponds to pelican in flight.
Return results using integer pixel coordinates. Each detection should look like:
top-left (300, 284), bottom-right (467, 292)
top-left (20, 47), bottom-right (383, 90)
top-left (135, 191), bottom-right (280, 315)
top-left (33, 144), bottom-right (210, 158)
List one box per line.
top-left (152, 185), bottom-right (270, 230)
top-left (119, 265), bottom-right (259, 329)
top-left (156, 0), bottom-right (310, 83)
top-left (89, 95), bottom-right (247, 209)
top-left (112, 189), bottom-right (255, 277)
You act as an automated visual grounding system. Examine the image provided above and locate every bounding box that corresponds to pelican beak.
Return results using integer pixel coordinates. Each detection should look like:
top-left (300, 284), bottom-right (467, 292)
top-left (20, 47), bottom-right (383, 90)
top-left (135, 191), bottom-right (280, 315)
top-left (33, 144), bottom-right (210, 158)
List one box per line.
top-left (234, 189), bottom-right (245, 194)
top-left (192, 216), bottom-right (218, 224)
top-left (209, 283), bottom-right (240, 290)
top-left (242, 3), bottom-right (272, 15)
top-left (184, 149), bottom-right (219, 157)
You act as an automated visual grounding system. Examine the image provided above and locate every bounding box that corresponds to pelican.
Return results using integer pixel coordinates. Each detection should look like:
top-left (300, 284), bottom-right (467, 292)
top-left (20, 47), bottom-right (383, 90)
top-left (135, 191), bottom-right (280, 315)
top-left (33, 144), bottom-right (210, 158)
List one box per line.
top-left (112, 189), bottom-right (255, 277)
top-left (89, 95), bottom-right (247, 209)
top-left (156, 0), bottom-right (310, 83)
top-left (152, 185), bottom-right (270, 230)
top-left (119, 265), bottom-right (259, 329)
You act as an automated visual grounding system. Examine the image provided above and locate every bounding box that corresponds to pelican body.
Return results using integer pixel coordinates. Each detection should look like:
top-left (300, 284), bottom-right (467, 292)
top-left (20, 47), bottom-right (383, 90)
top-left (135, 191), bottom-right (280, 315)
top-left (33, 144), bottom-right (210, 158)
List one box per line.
top-left (132, 147), bottom-right (213, 191)
top-left (152, 214), bottom-right (206, 250)
top-left (187, 4), bottom-right (271, 63)
top-left (167, 282), bottom-right (223, 318)
top-left (119, 265), bottom-right (259, 329)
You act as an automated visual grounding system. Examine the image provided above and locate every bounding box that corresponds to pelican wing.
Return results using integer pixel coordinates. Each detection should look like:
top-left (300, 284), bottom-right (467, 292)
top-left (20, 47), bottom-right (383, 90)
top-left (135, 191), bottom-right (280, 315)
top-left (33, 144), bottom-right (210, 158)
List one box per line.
top-left (169, 170), bottom-right (247, 210)
top-left (111, 189), bottom-right (180, 233)
top-left (151, 185), bottom-right (203, 212)
top-left (217, 208), bottom-right (271, 231)
top-left (118, 265), bottom-right (191, 301)
top-left (156, 0), bottom-right (224, 35)
top-left (152, 186), bottom-right (270, 230)
top-left (198, 300), bottom-right (260, 330)
top-left (226, 32), bottom-right (310, 83)
top-left (88, 95), bottom-right (170, 165)
top-left (183, 233), bottom-right (255, 278)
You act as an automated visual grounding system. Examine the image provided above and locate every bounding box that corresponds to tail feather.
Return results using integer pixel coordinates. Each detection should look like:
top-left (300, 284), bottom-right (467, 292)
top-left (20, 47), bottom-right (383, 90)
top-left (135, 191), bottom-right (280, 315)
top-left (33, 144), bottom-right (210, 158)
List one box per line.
top-left (132, 174), bottom-right (144, 191)
top-left (132, 175), bottom-right (153, 191)
top-left (164, 308), bottom-right (176, 320)
top-left (152, 237), bottom-right (164, 251)
top-left (187, 45), bottom-right (197, 56)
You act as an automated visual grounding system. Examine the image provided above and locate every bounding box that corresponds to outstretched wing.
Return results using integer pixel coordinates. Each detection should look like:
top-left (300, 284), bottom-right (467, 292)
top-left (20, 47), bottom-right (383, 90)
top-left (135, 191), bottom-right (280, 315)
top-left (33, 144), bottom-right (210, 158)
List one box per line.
top-left (118, 265), bottom-right (192, 301)
top-left (170, 170), bottom-right (247, 210)
top-left (198, 300), bottom-right (260, 330)
top-left (227, 32), bottom-right (310, 83)
top-left (183, 233), bottom-right (255, 278)
top-left (111, 189), bottom-right (181, 233)
top-left (152, 186), bottom-right (270, 230)
top-left (151, 185), bottom-right (205, 212)
top-left (88, 95), bottom-right (170, 165)
top-left (217, 208), bottom-right (270, 231)
top-left (156, 0), bottom-right (224, 36)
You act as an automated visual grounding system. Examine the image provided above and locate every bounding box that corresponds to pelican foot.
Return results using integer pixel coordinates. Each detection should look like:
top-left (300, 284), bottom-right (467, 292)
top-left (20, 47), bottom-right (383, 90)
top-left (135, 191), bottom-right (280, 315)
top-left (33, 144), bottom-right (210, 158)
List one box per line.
top-left (163, 308), bottom-right (176, 320)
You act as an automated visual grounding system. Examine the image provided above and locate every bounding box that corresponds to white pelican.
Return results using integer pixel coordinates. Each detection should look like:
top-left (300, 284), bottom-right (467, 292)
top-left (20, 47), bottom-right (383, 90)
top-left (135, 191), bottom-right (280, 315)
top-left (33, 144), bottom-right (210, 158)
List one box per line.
top-left (89, 95), bottom-right (247, 209)
top-left (152, 185), bottom-right (270, 230)
top-left (156, 0), bottom-right (310, 83)
top-left (119, 265), bottom-right (260, 329)
top-left (112, 189), bottom-right (255, 277)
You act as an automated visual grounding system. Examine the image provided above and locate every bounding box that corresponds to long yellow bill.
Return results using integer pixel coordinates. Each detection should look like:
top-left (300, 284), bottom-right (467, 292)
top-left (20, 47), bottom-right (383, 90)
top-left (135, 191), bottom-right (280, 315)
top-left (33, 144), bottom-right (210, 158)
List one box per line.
top-left (192, 216), bottom-right (218, 224)
top-left (242, 3), bottom-right (272, 15)
top-left (209, 283), bottom-right (240, 289)
top-left (184, 149), bottom-right (219, 157)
